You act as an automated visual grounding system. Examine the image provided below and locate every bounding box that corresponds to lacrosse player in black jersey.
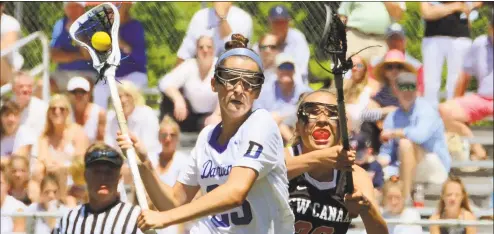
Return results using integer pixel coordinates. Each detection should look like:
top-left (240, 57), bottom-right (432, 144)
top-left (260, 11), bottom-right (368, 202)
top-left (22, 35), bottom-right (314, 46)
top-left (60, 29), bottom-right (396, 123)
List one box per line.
top-left (285, 89), bottom-right (388, 234)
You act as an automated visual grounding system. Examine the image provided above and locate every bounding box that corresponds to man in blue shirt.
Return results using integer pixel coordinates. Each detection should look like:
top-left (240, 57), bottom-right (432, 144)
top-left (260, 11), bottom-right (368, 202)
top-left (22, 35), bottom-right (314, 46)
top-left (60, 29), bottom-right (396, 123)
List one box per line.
top-left (254, 53), bottom-right (311, 142)
top-left (378, 72), bottom-right (451, 203)
top-left (50, 2), bottom-right (96, 93)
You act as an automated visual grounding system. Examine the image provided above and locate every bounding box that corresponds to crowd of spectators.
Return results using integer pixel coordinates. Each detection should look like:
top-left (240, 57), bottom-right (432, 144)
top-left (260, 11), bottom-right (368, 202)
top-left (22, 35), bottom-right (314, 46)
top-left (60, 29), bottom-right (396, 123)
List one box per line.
top-left (0, 2), bottom-right (493, 234)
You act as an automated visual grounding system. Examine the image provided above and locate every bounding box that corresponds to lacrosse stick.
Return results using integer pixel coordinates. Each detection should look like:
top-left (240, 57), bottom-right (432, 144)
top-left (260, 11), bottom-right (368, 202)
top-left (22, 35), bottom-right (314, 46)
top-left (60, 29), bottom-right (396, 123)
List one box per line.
top-left (69, 3), bottom-right (155, 233)
top-left (316, 3), bottom-right (381, 200)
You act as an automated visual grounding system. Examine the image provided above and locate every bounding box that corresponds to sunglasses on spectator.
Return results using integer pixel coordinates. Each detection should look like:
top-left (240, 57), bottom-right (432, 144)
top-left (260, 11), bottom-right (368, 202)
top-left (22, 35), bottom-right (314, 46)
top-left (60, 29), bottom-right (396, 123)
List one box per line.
top-left (278, 63), bottom-right (295, 71)
top-left (160, 132), bottom-right (178, 140)
top-left (353, 63), bottom-right (365, 70)
top-left (384, 63), bottom-right (404, 70)
top-left (69, 89), bottom-right (88, 95)
top-left (50, 106), bottom-right (68, 113)
top-left (215, 67), bottom-right (264, 90)
top-left (259, 44), bottom-right (278, 51)
top-left (397, 83), bottom-right (416, 91)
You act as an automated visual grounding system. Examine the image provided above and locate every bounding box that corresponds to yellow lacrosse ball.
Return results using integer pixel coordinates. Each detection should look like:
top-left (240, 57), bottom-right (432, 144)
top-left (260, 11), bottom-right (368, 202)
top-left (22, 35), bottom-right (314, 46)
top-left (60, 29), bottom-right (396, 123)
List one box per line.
top-left (91, 31), bottom-right (112, 52)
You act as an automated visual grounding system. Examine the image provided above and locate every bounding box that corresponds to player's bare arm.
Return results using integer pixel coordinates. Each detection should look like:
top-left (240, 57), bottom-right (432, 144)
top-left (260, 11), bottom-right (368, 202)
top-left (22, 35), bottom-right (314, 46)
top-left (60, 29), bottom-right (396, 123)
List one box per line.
top-left (137, 166), bottom-right (258, 230)
top-left (346, 166), bottom-right (388, 234)
top-left (284, 145), bottom-right (355, 180)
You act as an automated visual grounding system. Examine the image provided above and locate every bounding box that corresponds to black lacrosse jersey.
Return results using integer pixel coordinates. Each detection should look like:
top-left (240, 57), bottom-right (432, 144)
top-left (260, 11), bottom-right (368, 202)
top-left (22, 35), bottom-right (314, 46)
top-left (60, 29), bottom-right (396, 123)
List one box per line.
top-left (288, 144), bottom-right (352, 234)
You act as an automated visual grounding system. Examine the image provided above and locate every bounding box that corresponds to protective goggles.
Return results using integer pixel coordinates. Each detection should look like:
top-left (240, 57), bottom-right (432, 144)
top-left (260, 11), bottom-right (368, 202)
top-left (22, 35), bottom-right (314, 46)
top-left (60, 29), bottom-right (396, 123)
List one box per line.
top-left (214, 67), bottom-right (264, 90)
top-left (297, 102), bottom-right (339, 123)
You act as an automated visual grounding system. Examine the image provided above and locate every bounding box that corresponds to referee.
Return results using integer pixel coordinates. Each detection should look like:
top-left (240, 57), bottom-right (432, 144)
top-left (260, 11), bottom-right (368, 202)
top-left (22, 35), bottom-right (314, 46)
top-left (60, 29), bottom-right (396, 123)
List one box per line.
top-left (52, 142), bottom-right (143, 234)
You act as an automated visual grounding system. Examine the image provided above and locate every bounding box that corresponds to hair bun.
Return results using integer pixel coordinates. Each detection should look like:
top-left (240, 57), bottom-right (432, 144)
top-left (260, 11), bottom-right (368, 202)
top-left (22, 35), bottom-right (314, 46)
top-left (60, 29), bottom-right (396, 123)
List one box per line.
top-left (225, 34), bottom-right (249, 50)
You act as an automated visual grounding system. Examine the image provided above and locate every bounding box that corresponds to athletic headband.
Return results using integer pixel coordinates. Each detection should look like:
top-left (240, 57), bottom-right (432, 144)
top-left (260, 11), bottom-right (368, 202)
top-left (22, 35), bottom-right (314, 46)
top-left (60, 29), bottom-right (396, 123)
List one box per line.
top-left (216, 48), bottom-right (264, 72)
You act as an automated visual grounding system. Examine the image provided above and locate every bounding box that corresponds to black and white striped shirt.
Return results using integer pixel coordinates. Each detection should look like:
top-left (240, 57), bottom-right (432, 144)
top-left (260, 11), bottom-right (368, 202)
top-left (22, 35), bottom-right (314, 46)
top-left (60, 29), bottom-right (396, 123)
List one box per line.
top-left (51, 200), bottom-right (143, 234)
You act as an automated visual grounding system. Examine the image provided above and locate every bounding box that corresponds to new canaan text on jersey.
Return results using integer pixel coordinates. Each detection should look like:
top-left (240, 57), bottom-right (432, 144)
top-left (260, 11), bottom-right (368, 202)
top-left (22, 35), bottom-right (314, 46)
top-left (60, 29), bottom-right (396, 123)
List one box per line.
top-left (289, 197), bottom-right (352, 223)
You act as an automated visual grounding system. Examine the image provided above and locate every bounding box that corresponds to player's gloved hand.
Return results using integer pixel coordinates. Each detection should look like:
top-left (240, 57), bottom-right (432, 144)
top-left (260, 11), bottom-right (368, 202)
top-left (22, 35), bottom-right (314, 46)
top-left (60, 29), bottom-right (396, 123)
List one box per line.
top-left (318, 146), bottom-right (356, 171)
top-left (116, 131), bottom-right (149, 164)
top-left (137, 210), bottom-right (168, 230)
top-left (344, 188), bottom-right (371, 218)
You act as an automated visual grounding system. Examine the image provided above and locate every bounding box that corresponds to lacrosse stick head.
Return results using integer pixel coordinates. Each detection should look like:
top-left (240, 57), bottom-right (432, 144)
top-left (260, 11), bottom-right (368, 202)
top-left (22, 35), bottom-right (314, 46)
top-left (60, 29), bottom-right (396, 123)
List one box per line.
top-left (315, 3), bottom-right (351, 75)
top-left (69, 2), bottom-right (121, 73)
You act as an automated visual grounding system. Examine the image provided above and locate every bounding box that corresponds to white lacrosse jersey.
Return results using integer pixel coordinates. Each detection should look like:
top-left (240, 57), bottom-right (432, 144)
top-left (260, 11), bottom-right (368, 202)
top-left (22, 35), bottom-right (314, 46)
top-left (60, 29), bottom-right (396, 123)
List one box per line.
top-left (178, 109), bottom-right (295, 234)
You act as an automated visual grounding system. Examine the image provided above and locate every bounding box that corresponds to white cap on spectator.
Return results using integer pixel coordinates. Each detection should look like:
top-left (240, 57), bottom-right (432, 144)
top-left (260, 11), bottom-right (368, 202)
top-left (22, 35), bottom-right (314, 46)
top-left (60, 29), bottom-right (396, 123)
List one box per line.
top-left (67, 77), bottom-right (90, 92)
top-left (64, 2), bottom-right (86, 8)
top-left (275, 53), bottom-right (295, 67)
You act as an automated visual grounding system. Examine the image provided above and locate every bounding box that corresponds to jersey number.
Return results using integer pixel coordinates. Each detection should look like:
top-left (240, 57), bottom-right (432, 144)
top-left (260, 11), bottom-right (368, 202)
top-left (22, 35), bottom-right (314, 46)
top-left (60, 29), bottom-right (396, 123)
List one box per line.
top-left (295, 220), bottom-right (335, 234)
top-left (206, 184), bottom-right (253, 227)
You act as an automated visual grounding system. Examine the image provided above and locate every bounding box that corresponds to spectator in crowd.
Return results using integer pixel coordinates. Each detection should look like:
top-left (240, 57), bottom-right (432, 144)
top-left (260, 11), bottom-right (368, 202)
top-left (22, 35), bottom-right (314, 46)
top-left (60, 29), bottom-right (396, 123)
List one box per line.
top-left (67, 77), bottom-right (106, 143)
top-left (176, 2), bottom-right (253, 65)
top-left (150, 116), bottom-right (188, 234)
top-left (93, 2), bottom-right (148, 109)
top-left (50, 2), bottom-right (96, 93)
top-left (379, 72), bottom-right (451, 203)
top-left (106, 81), bottom-right (161, 155)
top-left (0, 100), bottom-right (36, 162)
top-left (253, 5), bottom-right (310, 83)
top-left (11, 71), bottom-right (48, 138)
top-left (257, 33), bottom-right (281, 84)
top-left (26, 173), bottom-right (69, 234)
top-left (7, 156), bottom-right (39, 206)
top-left (348, 23), bottom-right (424, 95)
top-left (152, 116), bottom-right (189, 185)
top-left (0, 2), bottom-right (24, 86)
top-left (159, 35), bottom-right (219, 132)
top-left (353, 134), bottom-right (384, 192)
top-left (0, 165), bottom-right (26, 234)
top-left (358, 50), bottom-right (414, 154)
top-left (344, 55), bottom-right (379, 134)
top-left (377, 176), bottom-right (422, 234)
top-left (420, 2), bottom-right (475, 106)
top-left (36, 94), bottom-right (89, 204)
top-left (254, 53), bottom-right (312, 142)
top-left (338, 2), bottom-right (406, 62)
top-left (439, 16), bottom-right (493, 161)
top-left (429, 175), bottom-right (477, 234)
top-left (106, 81), bottom-right (160, 185)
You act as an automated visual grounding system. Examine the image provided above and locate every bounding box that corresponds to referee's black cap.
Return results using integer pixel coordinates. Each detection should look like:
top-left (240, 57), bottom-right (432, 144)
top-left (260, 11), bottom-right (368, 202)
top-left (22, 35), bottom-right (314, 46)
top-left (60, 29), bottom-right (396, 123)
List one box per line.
top-left (84, 143), bottom-right (123, 168)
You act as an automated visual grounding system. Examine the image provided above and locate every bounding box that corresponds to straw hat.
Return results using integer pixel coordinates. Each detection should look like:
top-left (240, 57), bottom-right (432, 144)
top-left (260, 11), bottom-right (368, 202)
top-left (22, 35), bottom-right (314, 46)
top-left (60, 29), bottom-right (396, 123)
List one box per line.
top-left (373, 49), bottom-right (417, 83)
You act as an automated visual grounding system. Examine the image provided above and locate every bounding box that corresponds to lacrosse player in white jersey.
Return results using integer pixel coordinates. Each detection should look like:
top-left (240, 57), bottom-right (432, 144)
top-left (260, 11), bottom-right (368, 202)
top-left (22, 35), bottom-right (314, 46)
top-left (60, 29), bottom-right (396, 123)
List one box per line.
top-left (117, 34), bottom-right (295, 234)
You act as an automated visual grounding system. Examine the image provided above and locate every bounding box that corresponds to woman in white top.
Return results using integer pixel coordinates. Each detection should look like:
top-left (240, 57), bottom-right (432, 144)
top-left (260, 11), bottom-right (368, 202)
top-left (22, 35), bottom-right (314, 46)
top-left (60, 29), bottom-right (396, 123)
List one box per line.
top-left (159, 35), bottom-right (220, 132)
top-left (105, 81), bottom-right (161, 186)
top-left (26, 173), bottom-right (69, 234)
top-left (149, 115), bottom-right (189, 234)
top-left (378, 176), bottom-right (422, 234)
top-left (67, 77), bottom-right (106, 143)
top-left (344, 55), bottom-right (379, 134)
top-left (36, 94), bottom-right (89, 205)
top-left (0, 100), bottom-right (35, 163)
top-left (0, 165), bottom-right (27, 234)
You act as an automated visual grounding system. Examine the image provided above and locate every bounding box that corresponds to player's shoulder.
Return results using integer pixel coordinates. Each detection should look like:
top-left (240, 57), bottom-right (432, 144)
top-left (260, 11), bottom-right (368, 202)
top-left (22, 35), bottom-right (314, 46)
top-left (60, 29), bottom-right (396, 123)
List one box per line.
top-left (196, 124), bottom-right (217, 145)
top-left (244, 109), bottom-right (278, 129)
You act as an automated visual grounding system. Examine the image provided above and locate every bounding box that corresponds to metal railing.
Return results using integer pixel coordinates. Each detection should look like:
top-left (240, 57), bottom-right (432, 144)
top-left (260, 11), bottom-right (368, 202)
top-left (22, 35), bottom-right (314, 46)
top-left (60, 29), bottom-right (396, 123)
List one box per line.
top-left (0, 31), bottom-right (50, 102)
